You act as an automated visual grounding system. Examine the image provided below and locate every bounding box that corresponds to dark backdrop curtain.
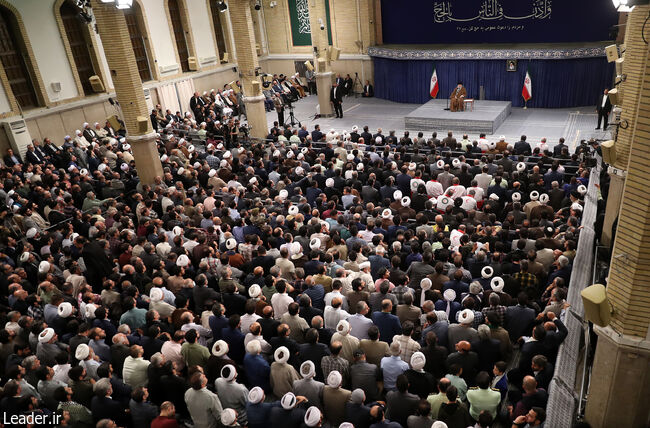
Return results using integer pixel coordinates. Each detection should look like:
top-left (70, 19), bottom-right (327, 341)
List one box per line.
top-left (373, 57), bottom-right (614, 108)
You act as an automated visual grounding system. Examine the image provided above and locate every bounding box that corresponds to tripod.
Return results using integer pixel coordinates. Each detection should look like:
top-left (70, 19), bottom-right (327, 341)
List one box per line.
top-left (353, 72), bottom-right (363, 98)
top-left (284, 104), bottom-right (301, 128)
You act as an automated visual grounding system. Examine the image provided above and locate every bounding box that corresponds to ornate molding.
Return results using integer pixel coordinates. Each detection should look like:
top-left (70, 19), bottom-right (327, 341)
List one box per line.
top-left (367, 45), bottom-right (607, 60)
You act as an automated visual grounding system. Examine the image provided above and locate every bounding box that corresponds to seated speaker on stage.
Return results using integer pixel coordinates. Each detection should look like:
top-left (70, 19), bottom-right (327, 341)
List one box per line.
top-left (450, 81), bottom-right (467, 112)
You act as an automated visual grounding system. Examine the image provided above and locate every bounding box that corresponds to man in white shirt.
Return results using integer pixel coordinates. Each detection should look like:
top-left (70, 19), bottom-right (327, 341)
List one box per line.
top-left (325, 281), bottom-right (349, 311)
top-left (538, 138), bottom-right (549, 153)
top-left (161, 330), bottom-right (186, 371)
top-left (324, 297), bottom-right (350, 329)
top-left (426, 178), bottom-right (444, 198)
top-left (347, 302), bottom-right (374, 340)
top-left (460, 191), bottom-right (478, 211)
top-left (271, 280), bottom-right (294, 320)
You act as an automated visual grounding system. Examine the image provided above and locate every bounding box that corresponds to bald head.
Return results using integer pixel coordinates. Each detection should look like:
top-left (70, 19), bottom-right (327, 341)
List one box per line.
top-left (523, 375), bottom-right (537, 392)
top-left (456, 340), bottom-right (471, 352)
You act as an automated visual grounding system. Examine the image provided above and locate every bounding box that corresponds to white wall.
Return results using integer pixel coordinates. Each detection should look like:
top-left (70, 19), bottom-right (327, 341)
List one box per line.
top-left (142, 0), bottom-right (179, 75)
top-left (12, 0), bottom-right (79, 102)
top-left (186, 0), bottom-right (218, 66)
top-left (0, 82), bottom-right (11, 114)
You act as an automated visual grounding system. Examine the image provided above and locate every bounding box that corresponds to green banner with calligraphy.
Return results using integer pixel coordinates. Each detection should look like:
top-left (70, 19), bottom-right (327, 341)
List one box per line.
top-left (288, 0), bottom-right (332, 47)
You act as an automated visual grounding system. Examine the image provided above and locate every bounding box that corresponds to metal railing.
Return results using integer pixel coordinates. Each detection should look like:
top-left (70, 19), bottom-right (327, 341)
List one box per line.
top-left (544, 155), bottom-right (602, 427)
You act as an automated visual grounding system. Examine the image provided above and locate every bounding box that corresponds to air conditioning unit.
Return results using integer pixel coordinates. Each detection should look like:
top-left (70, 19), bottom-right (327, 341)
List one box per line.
top-left (1, 119), bottom-right (33, 158)
top-left (188, 57), bottom-right (199, 71)
top-left (143, 88), bottom-right (154, 111)
top-left (89, 75), bottom-right (105, 93)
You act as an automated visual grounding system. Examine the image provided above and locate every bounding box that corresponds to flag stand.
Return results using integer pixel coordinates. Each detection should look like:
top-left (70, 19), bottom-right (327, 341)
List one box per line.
top-left (523, 101), bottom-right (528, 110)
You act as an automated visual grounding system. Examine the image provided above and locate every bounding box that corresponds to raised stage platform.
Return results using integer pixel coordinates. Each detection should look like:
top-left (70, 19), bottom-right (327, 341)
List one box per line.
top-left (404, 99), bottom-right (511, 134)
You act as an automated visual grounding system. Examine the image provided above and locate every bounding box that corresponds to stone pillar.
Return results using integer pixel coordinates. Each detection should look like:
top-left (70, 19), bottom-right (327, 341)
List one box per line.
top-left (599, 6), bottom-right (650, 244)
top-left (227, 0), bottom-right (268, 139)
top-left (308, 0), bottom-right (333, 117)
top-left (91, 0), bottom-right (162, 185)
top-left (584, 6), bottom-right (650, 427)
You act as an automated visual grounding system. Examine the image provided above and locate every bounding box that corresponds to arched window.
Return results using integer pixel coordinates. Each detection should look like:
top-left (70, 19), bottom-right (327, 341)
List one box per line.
top-left (209, 0), bottom-right (229, 60)
top-left (168, 0), bottom-right (189, 72)
top-left (0, 6), bottom-right (38, 108)
top-left (124, 2), bottom-right (153, 82)
top-left (60, 0), bottom-right (97, 95)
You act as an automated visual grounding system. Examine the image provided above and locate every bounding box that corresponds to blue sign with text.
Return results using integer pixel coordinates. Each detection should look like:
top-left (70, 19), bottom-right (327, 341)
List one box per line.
top-left (381, 0), bottom-right (619, 44)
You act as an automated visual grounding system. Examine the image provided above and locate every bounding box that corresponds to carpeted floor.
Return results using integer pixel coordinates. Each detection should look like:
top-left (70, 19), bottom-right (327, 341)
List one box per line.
top-left (265, 94), bottom-right (614, 152)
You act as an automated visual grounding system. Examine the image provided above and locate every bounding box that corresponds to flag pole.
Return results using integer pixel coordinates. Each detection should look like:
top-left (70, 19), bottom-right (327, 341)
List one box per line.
top-left (524, 100), bottom-right (527, 110)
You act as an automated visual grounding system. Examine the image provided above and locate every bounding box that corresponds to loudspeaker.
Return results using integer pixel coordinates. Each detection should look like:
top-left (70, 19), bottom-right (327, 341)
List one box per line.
top-left (107, 115), bottom-right (122, 131)
top-left (89, 75), bottom-right (105, 93)
top-left (221, 52), bottom-right (229, 63)
top-left (605, 44), bottom-right (619, 63)
top-left (329, 47), bottom-right (341, 61)
top-left (188, 57), bottom-right (199, 71)
top-left (228, 81), bottom-right (240, 94)
top-left (136, 116), bottom-right (149, 133)
top-left (601, 140), bottom-right (617, 165)
top-left (608, 88), bottom-right (621, 106)
top-left (615, 58), bottom-right (625, 76)
top-left (251, 80), bottom-right (260, 94)
top-left (304, 61), bottom-right (314, 71)
top-left (581, 284), bottom-right (611, 327)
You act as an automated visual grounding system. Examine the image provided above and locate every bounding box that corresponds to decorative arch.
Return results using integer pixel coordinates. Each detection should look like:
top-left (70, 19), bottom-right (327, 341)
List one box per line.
top-left (0, 0), bottom-right (49, 110)
top-left (164, 0), bottom-right (198, 73)
top-left (54, 0), bottom-right (106, 96)
top-left (206, 0), bottom-right (233, 63)
top-left (124, 0), bottom-right (159, 81)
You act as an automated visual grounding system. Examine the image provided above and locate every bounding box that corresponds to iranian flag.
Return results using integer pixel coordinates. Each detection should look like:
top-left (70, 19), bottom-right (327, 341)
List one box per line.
top-left (522, 68), bottom-right (532, 102)
top-left (430, 65), bottom-right (439, 98)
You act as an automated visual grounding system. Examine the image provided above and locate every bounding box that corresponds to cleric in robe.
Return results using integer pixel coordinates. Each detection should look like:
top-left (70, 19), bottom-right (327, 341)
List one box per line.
top-left (450, 81), bottom-right (467, 112)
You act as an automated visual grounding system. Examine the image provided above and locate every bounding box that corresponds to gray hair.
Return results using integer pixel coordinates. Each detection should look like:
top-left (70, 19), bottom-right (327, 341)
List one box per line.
top-left (94, 378), bottom-right (112, 396)
top-left (21, 355), bottom-right (38, 370)
top-left (150, 352), bottom-right (164, 367)
top-left (477, 324), bottom-right (491, 340)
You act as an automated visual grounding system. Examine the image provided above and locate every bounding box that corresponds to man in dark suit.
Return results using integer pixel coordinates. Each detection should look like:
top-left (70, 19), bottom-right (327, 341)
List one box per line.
top-left (189, 92), bottom-right (205, 115)
top-left (150, 109), bottom-right (160, 131)
top-left (513, 135), bottom-right (532, 155)
top-left (330, 82), bottom-right (343, 118)
top-left (3, 148), bottom-right (22, 167)
top-left (25, 145), bottom-right (44, 164)
top-left (552, 137), bottom-right (568, 157)
top-left (596, 88), bottom-right (612, 130)
top-left (363, 80), bottom-right (374, 97)
top-left (371, 300), bottom-right (402, 343)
